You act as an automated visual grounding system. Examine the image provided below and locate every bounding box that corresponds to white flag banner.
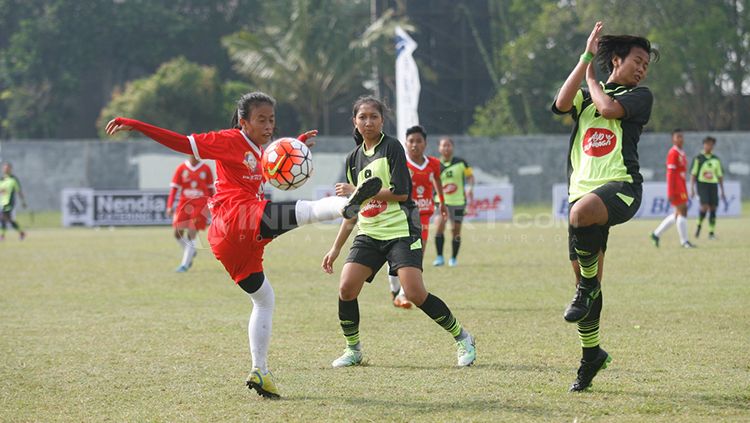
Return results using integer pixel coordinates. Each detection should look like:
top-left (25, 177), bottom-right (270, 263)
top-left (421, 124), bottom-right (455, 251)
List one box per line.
top-left (395, 26), bottom-right (420, 146)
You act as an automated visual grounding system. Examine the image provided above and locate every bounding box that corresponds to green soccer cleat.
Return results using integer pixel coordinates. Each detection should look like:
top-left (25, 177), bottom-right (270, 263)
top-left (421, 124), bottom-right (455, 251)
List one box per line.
top-left (649, 233), bottom-right (659, 247)
top-left (331, 347), bottom-right (363, 368)
top-left (569, 349), bottom-right (612, 392)
top-left (341, 177), bottom-right (383, 219)
top-left (246, 368), bottom-right (280, 399)
top-left (456, 334), bottom-right (476, 367)
top-left (563, 279), bottom-right (601, 323)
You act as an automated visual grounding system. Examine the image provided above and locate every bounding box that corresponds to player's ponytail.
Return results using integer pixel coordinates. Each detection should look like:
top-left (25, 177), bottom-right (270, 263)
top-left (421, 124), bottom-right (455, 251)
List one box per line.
top-left (231, 92), bottom-right (277, 129)
top-left (595, 35), bottom-right (660, 74)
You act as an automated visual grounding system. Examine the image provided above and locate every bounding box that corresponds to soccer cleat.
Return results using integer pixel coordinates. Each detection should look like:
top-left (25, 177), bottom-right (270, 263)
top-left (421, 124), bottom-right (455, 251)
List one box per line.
top-left (448, 257), bottom-right (457, 267)
top-left (682, 241), bottom-right (697, 248)
top-left (649, 233), bottom-right (659, 247)
top-left (433, 255), bottom-right (445, 266)
top-left (246, 368), bottom-right (280, 399)
top-left (456, 334), bottom-right (476, 367)
top-left (341, 177), bottom-right (383, 219)
top-left (563, 280), bottom-right (601, 323)
top-left (569, 349), bottom-right (612, 392)
top-left (393, 293), bottom-right (412, 309)
top-left (175, 265), bottom-right (188, 273)
top-left (708, 232), bottom-right (716, 240)
top-left (331, 347), bottom-right (363, 368)
top-left (695, 225), bottom-right (702, 238)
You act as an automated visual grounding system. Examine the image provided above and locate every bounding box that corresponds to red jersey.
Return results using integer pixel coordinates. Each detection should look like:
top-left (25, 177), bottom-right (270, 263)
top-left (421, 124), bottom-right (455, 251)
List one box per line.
top-left (168, 160), bottom-right (214, 209)
top-left (407, 155), bottom-right (442, 216)
top-left (666, 145), bottom-right (687, 197)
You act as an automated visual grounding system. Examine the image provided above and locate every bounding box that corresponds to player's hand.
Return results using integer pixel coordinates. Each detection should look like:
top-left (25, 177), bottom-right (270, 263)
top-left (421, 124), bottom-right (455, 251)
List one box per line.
top-left (439, 203), bottom-right (448, 218)
top-left (321, 248), bottom-right (340, 274)
top-left (335, 183), bottom-right (356, 197)
top-left (690, 189), bottom-right (695, 199)
top-left (166, 207), bottom-right (174, 218)
top-left (297, 130), bottom-right (318, 148)
top-left (105, 118), bottom-right (133, 136)
top-left (586, 21), bottom-right (603, 56)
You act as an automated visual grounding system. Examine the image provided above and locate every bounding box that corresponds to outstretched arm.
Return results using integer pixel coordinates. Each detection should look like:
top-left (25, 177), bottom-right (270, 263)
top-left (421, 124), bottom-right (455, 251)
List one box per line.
top-left (106, 118), bottom-right (193, 155)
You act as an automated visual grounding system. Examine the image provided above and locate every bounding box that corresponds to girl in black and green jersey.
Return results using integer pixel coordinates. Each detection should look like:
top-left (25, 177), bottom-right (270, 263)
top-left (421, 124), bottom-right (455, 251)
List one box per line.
top-left (321, 96), bottom-right (476, 368)
top-left (552, 22), bottom-right (659, 392)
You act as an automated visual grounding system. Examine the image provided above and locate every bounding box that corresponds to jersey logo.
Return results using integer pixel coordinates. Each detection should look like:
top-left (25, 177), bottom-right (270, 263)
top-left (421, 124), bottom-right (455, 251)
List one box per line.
top-left (360, 199), bottom-right (387, 218)
top-left (416, 185), bottom-right (425, 196)
top-left (199, 171), bottom-right (206, 180)
top-left (703, 171), bottom-right (714, 179)
top-left (444, 183), bottom-right (458, 194)
top-left (582, 128), bottom-right (617, 157)
top-left (243, 151), bottom-right (258, 171)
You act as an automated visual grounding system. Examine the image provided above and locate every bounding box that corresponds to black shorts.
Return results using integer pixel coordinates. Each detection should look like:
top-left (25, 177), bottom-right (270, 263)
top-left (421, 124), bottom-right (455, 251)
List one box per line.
top-left (697, 183), bottom-right (719, 207)
top-left (444, 205), bottom-right (465, 223)
top-left (567, 181), bottom-right (641, 261)
top-left (345, 234), bottom-right (423, 282)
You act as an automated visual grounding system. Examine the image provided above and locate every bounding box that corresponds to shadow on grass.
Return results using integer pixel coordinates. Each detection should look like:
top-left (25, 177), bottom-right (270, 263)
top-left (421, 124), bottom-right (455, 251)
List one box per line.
top-left (597, 387), bottom-right (750, 412)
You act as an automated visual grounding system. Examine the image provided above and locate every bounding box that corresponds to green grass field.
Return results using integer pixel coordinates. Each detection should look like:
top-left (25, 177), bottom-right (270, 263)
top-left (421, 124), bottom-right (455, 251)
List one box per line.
top-left (2, 208), bottom-right (749, 422)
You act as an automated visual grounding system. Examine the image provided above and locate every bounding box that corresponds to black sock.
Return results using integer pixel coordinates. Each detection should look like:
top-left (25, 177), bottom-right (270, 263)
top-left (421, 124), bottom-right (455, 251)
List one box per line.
top-left (418, 293), bottom-right (465, 340)
top-left (435, 234), bottom-right (445, 256)
top-left (451, 236), bottom-right (461, 259)
top-left (572, 225), bottom-right (603, 286)
top-left (698, 210), bottom-right (706, 227)
top-left (338, 298), bottom-right (360, 349)
top-left (579, 291), bottom-right (603, 361)
top-left (709, 210), bottom-right (716, 233)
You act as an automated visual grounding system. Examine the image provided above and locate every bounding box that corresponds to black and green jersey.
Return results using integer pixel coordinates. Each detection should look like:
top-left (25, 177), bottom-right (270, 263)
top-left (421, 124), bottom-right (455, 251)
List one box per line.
top-left (345, 134), bottom-right (420, 241)
top-left (0, 175), bottom-right (22, 209)
top-left (690, 153), bottom-right (723, 184)
top-left (439, 157), bottom-right (472, 206)
top-left (552, 82), bottom-right (653, 202)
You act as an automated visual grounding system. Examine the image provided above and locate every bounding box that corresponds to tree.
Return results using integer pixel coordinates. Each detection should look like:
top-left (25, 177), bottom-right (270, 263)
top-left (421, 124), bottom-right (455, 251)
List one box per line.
top-left (222, 0), bottom-right (411, 134)
top-left (97, 57), bottom-right (250, 138)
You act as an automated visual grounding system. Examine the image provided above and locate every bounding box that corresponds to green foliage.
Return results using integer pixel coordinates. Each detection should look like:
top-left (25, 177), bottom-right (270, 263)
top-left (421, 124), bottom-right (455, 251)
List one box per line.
top-left (0, 0), bottom-right (259, 139)
top-left (97, 58), bottom-right (248, 138)
top-left (222, 0), bottom-right (411, 133)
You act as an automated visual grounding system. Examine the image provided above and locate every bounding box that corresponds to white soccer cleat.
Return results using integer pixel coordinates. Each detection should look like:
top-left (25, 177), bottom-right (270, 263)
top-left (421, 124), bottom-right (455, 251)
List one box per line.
top-left (456, 334), bottom-right (476, 367)
top-left (331, 348), bottom-right (363, 368)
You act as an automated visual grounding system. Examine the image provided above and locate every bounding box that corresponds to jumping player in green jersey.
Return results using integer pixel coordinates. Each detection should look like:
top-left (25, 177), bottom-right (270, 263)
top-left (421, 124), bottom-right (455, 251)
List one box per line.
top-left (321, 96), bottom-right (476, 368)
top-left (552, 21), bottom-right (659, 392)
top-left (432, 137), bottom-right (474, 267)
top-left (0, 162), bottom-right (27, 241)
top-left (690, 136), bottom-right (726, 239)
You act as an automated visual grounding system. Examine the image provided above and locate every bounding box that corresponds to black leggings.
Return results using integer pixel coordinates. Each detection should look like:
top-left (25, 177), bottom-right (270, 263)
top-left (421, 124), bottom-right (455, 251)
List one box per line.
top-left (259, 201), bottom-right (299, 239)
top-left (1, 211), bottom-right (20, 231)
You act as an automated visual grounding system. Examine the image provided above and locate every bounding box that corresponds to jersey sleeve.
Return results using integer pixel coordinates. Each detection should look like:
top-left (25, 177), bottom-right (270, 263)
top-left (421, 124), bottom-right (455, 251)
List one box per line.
top-left (188, 129), bottom-right (243, 162)
top-left (616, 86), bottom-right (653, 125)
top-left (387, 141), bottom-right (410, 196)
top-left (666, 149), bottom-right (678, 170)
top-left (462, 160), bottom-right (473, 177)
top-left (345, 151), bottom-right (357, 185)
top-left (716, 157), bottom-right (724, 178)
top-left (170, 164), bottom-right (183, 188)
top-left (551, 89), bottom-right (585, 118)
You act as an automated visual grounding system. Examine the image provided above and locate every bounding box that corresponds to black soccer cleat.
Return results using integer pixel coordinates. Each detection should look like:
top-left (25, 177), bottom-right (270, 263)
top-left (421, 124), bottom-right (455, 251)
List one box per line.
top-left (569, 349), bottom-right (612, 392)
top-left (341, 177), bottom-right (383, 219)
top-left (649, 233), bottom-right (660, 248)
top-left (563, 279), bottom-right (601, 323)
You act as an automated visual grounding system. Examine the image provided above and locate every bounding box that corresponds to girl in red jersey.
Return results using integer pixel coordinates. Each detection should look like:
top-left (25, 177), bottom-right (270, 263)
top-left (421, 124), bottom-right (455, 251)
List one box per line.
top-left (105, 92), bottom-right (381, 399)
top-left (166, 155), bottom-right (214, 272)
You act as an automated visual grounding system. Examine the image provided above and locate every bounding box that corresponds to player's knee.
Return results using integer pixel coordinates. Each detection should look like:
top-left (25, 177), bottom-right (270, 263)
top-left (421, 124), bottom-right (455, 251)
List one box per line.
top-left (338, 283), bottom-right (359, 301)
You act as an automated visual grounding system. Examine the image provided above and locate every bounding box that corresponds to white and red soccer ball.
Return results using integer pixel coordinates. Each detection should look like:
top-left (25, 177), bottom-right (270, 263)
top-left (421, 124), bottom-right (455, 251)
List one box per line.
top-left (260, 138), bottom-right (313, 190)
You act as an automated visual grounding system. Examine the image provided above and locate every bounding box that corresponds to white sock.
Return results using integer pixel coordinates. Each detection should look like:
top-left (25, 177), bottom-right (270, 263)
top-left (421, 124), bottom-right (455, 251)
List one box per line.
top-left (248, 278), bottom-right (275, 373)
top-left (676, 215), bottom-right (688, 245)
top-left (180, 238), bottom-right (195, 267)
top-left (653, 214), bottom-right (675, 237)
top-left (295, 197), bottom-right (348, 226)
top-left (388, 275), bottom-right (401, 294)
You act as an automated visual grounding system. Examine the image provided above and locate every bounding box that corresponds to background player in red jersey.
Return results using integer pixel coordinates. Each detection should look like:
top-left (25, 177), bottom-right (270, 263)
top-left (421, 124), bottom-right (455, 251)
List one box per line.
top-left (105, 92), bottom-right (381, 399)
top-left (388, 125), bottom-right (447, 308)
top-left (650, 129), bottom-right (695, 248)
top-left (166, 155), bottom-right (215, 272)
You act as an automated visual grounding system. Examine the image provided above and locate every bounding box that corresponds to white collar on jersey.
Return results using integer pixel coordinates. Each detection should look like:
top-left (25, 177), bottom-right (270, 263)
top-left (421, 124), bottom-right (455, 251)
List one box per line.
top-left (184, 160), bottom-right (203, 172)
top-left (239, 130), bottom-right (263, 157)
top-left (406, 155), bottom-right (430, 171)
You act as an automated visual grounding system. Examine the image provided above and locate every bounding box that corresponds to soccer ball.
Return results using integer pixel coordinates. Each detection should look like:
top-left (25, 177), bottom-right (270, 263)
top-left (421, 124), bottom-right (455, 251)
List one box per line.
top-left (261, 138), bottom-right (313, 190)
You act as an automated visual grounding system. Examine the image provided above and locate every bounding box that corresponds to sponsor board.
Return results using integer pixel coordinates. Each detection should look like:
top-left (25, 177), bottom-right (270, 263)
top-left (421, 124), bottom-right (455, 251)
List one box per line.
top-left (552, 181), bottom-right (742, 219)
top-left (62, 189), bottom-right (171, 227)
